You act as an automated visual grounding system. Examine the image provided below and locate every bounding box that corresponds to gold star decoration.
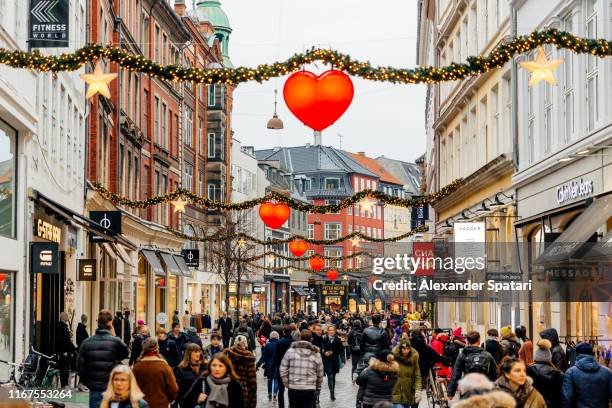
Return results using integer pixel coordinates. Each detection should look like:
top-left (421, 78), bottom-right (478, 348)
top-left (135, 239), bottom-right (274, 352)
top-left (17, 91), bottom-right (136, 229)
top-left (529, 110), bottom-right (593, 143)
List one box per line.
top-left (171, 197), bottom-right (189, 213)
top-left (349, 236), bottom-right (361, 247)
top-left (237, 238), bottom-right (246, 248)
top-left (520, 46), bottom-right (564, 87)
top-left (360, 198), bottom-right (376, 215)
top-left (267, 253), bottom-right (276, 263)
top-left (80, 62), bottom-right (117, 99)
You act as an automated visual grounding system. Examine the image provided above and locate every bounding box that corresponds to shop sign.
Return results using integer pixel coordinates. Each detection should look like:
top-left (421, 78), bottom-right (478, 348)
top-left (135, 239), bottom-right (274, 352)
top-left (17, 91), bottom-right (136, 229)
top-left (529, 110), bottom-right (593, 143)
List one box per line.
top-left (156, 312), bottom-right (168, 325)
top-left (556, 178), bottom-right (593, 205)
top-left (321, 284), bottom-right (344, 296)
top-left (90, 211), bottom-right (122, 242)
top-left (35, 218), bottom-right (62, 244)
top-left (30, 242), bottom-right (59, 274)
top-left (182, 249), bottom-right (199, 268)
top-left (413, 242), bottom-right (434, 276)
top-left (78, 259), bottom-right (97, 281)
top-left (253, 286), bottom-right (265, 293)
top-left (29, 0), bottom-right (69, 48)
top-left (228, 283), bottom-right (237, 293)
top-left (454, 222), bottom-right (486, 260)
top-left (411, 203), bottom-right (429, 228)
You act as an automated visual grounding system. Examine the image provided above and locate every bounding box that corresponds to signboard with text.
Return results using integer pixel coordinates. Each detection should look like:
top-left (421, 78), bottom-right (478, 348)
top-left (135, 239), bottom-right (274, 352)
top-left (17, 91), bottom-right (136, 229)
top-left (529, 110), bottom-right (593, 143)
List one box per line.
top-left (182, 249), bottom-right (199, 268)
top-left (78, 259), bottom-right (97, 281)
top-left (29, 0), bottom-right (69, 48)
top-left (30, 242), bottom-right (59, 274)
top-left (90, 211), bottom-right (122, 242)
top-left (413, 242), bottom-right (434, 276)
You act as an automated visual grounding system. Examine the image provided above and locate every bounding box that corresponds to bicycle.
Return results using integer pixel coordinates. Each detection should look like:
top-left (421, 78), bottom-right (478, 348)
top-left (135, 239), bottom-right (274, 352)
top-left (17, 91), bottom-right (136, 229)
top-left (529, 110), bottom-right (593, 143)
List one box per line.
top-left (427, 367), bottom-right (450, 408)
top-left (29, 347), bottom-right (61, 388)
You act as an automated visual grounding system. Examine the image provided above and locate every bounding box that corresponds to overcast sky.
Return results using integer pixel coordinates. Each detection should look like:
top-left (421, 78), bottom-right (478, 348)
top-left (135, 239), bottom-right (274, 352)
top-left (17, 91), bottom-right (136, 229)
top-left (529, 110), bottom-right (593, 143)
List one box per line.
top-left (197, 0), bottom-right (426, 163)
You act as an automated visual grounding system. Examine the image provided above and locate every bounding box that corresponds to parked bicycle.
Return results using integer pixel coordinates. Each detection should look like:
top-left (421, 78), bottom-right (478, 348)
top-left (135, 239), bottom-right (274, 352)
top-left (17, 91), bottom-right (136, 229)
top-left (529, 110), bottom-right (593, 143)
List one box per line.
top-left (0, 347), bottom-right (62, 389)
top-left (427, 367), bottom-right (450, 408)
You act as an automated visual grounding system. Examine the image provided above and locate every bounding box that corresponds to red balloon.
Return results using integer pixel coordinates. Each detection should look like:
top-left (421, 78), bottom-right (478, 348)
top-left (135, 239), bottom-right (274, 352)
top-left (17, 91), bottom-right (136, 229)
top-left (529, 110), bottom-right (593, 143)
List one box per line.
top-left (289, 239), bottom-right (308, 257)
top-left (259, 202), bottom-right (290, 230)
top-left (283, 70), bottom-right (354, 131)
top-left (326, 269), bottom-right (339, 281)
top-left (309, 256), bottom-right (325, 272)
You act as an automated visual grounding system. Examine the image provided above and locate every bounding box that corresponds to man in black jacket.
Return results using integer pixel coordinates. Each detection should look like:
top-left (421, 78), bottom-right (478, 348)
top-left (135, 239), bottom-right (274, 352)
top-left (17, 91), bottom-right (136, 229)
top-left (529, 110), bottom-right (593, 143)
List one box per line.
top-left (447, 331), bottom-right (497, 399)
top-left (78, 309), bottom-right (129, 408)
top-left (355, 314), bottom-right (390, 376)
top-left (540, 327), bottom-right (567, 372)
top-left (273, 325), bottom-right (295, 408)
top-left (217, 311), bottom-right (233, 349)
top-left (483, 328), bottom-right (504, 364)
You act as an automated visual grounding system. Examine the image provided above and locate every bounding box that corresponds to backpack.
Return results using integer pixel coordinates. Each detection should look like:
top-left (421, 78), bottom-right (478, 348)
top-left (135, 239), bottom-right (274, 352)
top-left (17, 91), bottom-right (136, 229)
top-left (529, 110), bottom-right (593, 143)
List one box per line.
top-left (464, 351), bottom-right (491, 375)
top-left (444, 341), bottom-right (460, 365)
top-left (504, 339), bottom-right (520, 358)
top-left (351, 331), bottom-right (363, 352)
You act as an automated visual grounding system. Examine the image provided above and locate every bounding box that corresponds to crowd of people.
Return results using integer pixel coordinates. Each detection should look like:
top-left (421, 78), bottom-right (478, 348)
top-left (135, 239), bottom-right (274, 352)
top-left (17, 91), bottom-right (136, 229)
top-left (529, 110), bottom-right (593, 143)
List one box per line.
top-left (62, 308), bottom-right (611, 408)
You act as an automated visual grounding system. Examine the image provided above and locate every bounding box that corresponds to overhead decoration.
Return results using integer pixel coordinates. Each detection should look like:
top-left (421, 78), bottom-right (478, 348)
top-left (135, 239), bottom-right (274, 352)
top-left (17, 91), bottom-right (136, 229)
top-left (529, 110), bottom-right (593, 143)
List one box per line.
top-left (326, 269), bottom-right (339, 282)
top-left (309, 256), bottom-right (325, 272)
top-left (520, 46), bottom-right (564, 86)
top-left (90, 178), bottom-right (463, 212)
top-left (288, 239), bottom-right (308, 257)
top-left (258, 201), bottom-right (291, 229)
top-left (212, 250), bottom-right (369, 263)
top-left (171, 197), bottom-right (189, 213)
top-left (80, 62), bottom-right (117, 99)
top-left (349, 236), bottom-right (361, 247)
top-left (244, 261), bottom-right (366, 276)
top-left (359, 198), bottom-right (377, 215)
top-left (0, 29), bottom-right (608, 85)
top-left (283, 70), bottom-right (354, 131)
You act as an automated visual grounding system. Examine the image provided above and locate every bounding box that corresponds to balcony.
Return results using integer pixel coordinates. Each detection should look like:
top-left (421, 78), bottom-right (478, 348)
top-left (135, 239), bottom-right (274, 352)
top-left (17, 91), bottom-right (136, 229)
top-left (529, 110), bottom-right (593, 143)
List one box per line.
top-left (120, 111), bottom-right (144, 148)
top-left (153, 143), bottom-right (171, 168)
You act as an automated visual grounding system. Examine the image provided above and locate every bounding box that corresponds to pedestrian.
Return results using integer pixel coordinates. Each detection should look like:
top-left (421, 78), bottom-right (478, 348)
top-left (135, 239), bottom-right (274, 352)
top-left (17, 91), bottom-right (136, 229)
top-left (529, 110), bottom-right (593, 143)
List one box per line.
top-left (500, 326), bottom-right (521, 359)
top-left (203, 332), bottom-right (224, 363)
top-left (290, 323), bottom-right (301, 342)
top-left (172, 310), bottom-right (180, 326)
top-left (184, 327), bottom-right (203, 350)
top-left (495, 357), bottom-right (546, 408)
top-left (516, 326), bottom-right (533, 365)
top-left (279, 329), bottom-right (324, 408)
top-left (78, 309), bottom-right (129, 408)
top-left (129, 325), bottom-right (150, 366)
top-left (391, 338), bottom-right (422, 408)
top-left (356, 349), bottom-right (399, 408)
top-left (430, 332), bottom-right (451, 379)
top-left (274, 325), bottom-right (295, 408)
top-left (132, 338), bottom-right (178, 408)
top-left (232, 319), bottom-right (256, 351)
top-left (182, 310), bottom-right (191, 329)
top-left (526, 339), bottom-right (564, 408)
top-left (99, 365), bottom-right (148, 408)
top-left (453, 373), bottom-right (516, 408)
top-left (218, 312), bottom-right (233, 349)
top-left (356, 314), bottom-right (391, 376)
top-left (539, 327), bottom-right (567, 372)
top-left (224, 335), bottom-right (257, 408)
top-left (258, 318), bottom-right (272, 344)
top-left (257, 330), bottom-right (280, 401)
top-left (410, 329), bottom-right (449, 384)
top-left (168, 323), bottom-right (188, 358)
top-left (348, 320), bottom-right (364, 380)
top-left (561, 341), bottom-right (612, 408)
top-left (156, 327), bottom-right (180, 368)
top-left (55, 311), bottom-right (77, 388)
top-left (77, 314), bottom-right (89, 349)
top-left (182, 352), bottom-right (244, 408)
top-left (113, 312), bottom-right (124, 339)
top-left (447, 331), bottom-right (497, 400)
top-left (310, 322), bottom-right (324, 351)
top-left (322, 324), bottom-right (343, 401)
top-left (174, 343), bottom-right (206, 408)
top-left (483, 328), bottom-right (505, 365)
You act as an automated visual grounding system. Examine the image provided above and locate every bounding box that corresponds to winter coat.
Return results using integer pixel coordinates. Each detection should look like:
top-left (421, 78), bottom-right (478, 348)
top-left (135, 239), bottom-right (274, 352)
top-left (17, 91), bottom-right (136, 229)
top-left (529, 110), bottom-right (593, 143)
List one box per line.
top-left (561, 353), bottom-right (612, 408)
top-left (132, 356), bottom-right (179, 408)
top-left (360, 326), bottom-right (390, 355)
top-left (224, 346), bottom-right (257, 408)
top-left (519, 340), bottom-right (534, 365)
top-left (203, 344), bottom-right (224, 362)
top-left (159, 336), bottom-right (180, 368)
top-left (174, 364), bottom-right (205, 408)
top-left (447, 346), bottom-right (498, 397)
top-left (273, 334), bottom-right (294, 377)
top-left (356, 357), bottom-right (400, 406)
top-left (184, 331), bottom-right (203, 350)
top-left (182, 374), bottom-right (244, 408)
top-left (495, 375), bottom-right (547, 408)
top-left (256, 338), bottom-right (279, 378)
top-left (391, 340), bottom-right (421, 405)
top-left (129, 333), bottom-right (149, 366)
top-left (100, 399), bottom-right (149, 408)
top-left (348, 327), bottom-right (364, 355)
top-left (76, 322), bottom-right (88, 348)
top-left (431, 338), bottom-right (451, 378)
top-left (77, 328), bottom-right (129, 391)
top-left (322, 334), bottom-right (344, 375)
top-left (311, 333), bottom-right (324, 351)
top-left (500, 335), bottom-right (522, 358)
top-left (55, 321), bottom-right (76, 355)
top-left (452, 390), bottom-right (517, 408)
top-left (232, 326), bottom-right (256, 351)
top-left (217, 317), bottom-right (233, 337)
top-left (484, 337), bottom-right (505, 364)
top-left (540, 328), bottom-right (567, 372)
top-left (410, 334), bottom-right (448, 380)
top-left (168, 332), bottom-right (188, 357)
top-left (527, 361), bottom-right (564, 408)
top-left (279, 340), bottom-right (324, 391)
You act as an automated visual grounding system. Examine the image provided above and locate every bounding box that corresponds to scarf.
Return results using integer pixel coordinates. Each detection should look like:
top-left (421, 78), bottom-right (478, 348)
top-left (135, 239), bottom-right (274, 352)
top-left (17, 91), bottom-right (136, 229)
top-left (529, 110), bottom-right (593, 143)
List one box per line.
top-left (205, 375), bottom-right (231, 407)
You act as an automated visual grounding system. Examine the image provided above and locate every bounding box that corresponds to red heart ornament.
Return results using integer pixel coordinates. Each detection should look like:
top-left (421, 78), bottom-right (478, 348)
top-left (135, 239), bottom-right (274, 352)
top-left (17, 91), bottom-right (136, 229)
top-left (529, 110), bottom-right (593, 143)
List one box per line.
top-left (326, 269), bottom-right (339, 281)
top-left (283, 70), bottom-right (354, 131)
top-left (259, 202), bottom-right (290, 230)
top-left (309, 256), bottom-right (324, 272)
top-left (289, 239), bottom-right (308, 257)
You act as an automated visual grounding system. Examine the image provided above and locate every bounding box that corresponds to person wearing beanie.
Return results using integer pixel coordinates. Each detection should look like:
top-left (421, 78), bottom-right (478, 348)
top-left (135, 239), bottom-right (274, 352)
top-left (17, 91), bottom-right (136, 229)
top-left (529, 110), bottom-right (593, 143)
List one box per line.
top-left (539, 327), bottom-right (567, 372)
top-left (356, 349), bottom-right (399, 408)
top-left (527, 339), bottom-right (564, 407)
top-left (562, 341), bottom-right (612, 408)
top-left (225, 334), bottom-right (257, 408)
top-left (500, 326), bottom-right (521, 358)
top-left (257, 330), bottom-right (280, 401)
top-left (132, 338), bottom-right (178, 408)
top-left (392, 338), bottom-right (422, 407)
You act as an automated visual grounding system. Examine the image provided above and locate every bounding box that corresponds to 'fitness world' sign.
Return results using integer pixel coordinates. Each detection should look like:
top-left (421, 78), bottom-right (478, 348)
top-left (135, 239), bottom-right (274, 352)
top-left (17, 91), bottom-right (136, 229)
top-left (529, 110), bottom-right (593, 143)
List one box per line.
top-left (556, 178), bottom-right (593, 205)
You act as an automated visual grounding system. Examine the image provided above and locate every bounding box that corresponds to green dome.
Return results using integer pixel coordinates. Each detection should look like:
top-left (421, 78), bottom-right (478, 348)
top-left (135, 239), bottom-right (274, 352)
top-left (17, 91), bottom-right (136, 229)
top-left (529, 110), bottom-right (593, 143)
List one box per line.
top-left (196, 0), bottom-right (231, 32)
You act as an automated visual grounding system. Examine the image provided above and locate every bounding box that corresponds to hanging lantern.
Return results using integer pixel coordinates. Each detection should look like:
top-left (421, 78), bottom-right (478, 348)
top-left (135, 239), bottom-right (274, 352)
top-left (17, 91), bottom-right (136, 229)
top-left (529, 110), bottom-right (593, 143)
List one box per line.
top-left (259, 202), bottom-right (290, 230)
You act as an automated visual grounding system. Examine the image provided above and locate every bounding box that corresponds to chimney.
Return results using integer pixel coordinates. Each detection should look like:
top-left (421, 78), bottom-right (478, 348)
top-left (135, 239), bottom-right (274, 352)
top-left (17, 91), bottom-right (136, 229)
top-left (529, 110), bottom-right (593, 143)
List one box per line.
top-left (314, 131), bottom-right (322, 146)
top-left (174, 0), bottom-right (186, 16)
top-left (357, 152), bottom-right (366, 157)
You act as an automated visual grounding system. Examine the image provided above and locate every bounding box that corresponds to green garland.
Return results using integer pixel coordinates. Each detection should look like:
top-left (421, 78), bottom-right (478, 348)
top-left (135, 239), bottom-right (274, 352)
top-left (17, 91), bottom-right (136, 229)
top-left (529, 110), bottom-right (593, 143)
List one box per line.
top-left (244, 261), bottom-right (368, 275)
top-left (0, 29), bottom-right (609, 85)
top-left (211, 249), bottom-right (372, 263)
top-left (91, 180), bottom-right (461, 212)
top-left (170, 224), bottom-right (428, 245)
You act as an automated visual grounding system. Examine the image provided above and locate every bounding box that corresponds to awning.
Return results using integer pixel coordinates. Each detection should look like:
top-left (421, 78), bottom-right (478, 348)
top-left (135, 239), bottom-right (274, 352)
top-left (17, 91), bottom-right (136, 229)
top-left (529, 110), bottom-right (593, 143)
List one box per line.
top-left (114, 244), bottom-right (134, 267)
top-left (536, 194), bottom-right (612, 264)
top-left (174, 255), bottom-right (192, 278)
top-left (583, 231), bottom-right (612, 260)
top-left (141, 249), bottom-right (164, 276)
top-left (160, 252), bottom-right (182, 276)
top-left (292, 287), bottom-right (308, 296)
top-left (101, 243), bottom-right (118, 260)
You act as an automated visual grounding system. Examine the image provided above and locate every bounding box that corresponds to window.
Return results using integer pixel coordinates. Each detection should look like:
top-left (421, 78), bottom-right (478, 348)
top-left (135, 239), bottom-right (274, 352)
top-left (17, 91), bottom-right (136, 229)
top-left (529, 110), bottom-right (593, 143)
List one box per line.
top-left (324, 223), bottom-right (341, 240)
top-left (479, 97), bottom-right (487, 167)
top-left (470, 106), bottom-right (477, 173)
top-left (480, 0), bottom-right (488, 47)
top-left (184, 107), bottom-right (193, 147)
top-left (324, 178), bottom-right (340, 189)
top-left (162, 33), bottom-right (168, 65)
top-left (208, 184), bottom-right (216, 201)
top-left (347, 225), bottom-right (353, 234)
top-left (527, 70), bottom-right (535, 164)
top-left (491, 86), bottom-right (499, 158)
top-left (208, 85), bottom-right (216, 106)
top-left (198, 118), bottom-right (204, 155)
top-left (469, 3), bottom-right (477, 55)
top-left (585, 0), bottom-right (598, 131)
top-left (134, 157), bottom-right (139, 200)
top-left (543, 55), bottom-right (553, 154)
top-left (347, 205), bottom-right (352, 215)
top-left (367, 227), bottom-right (372, 237)
top-left (161, 103), bottom-right (168, 148)
top-left (154, 96), bottom-right (160, 144)
top-left (118, 145), bottom-right (124, 194)
top-left (154, 25), bottom-right (160, 62)
top-left (324, 247), bottom-right (342, 268)
top-left (198, 172), bottom-right (204, 196)
top-left (563, 17), bottom-right (574, 143)
top-left (183, 163), bottom-right (193, 192)
top-left (208, 133), bottom-right (216, 158)
top-left (308, 224), bottom-right (314, 239)
top-left (0, 120), bottom-right (16, 238)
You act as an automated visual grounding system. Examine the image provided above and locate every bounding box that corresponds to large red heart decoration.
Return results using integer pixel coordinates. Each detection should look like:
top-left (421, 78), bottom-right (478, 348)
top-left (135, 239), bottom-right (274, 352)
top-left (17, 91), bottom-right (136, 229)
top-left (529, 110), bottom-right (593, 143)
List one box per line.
top-left (326, 269), bottom-right (339, 281)
top-left (289, 239), bottom-right (308, 257)
top-left (283, 70), bottom-right (354, 131)
top-left (309, 256), bottom-right (324, 272)
top-left (259, 202), bottom-right (290, 229)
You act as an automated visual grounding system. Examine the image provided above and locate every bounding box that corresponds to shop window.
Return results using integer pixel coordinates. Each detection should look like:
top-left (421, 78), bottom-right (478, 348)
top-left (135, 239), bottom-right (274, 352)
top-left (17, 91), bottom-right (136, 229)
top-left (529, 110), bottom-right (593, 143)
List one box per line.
top-left (0, 120), bottom-right (16, 239)
top-left (0, 271), bottom-right (14, 381)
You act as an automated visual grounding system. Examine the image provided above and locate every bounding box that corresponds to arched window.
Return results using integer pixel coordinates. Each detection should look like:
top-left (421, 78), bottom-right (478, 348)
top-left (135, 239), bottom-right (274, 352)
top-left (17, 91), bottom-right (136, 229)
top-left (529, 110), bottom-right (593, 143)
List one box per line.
top-left (183, 224), bottom-right (197, 250)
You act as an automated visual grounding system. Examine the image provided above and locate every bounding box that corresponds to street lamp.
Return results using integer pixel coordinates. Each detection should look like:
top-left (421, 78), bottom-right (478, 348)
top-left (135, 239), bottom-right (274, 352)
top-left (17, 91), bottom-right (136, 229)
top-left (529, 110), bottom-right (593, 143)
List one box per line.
top-left (266, 89), bottom-right (284, 129)
top-left (475, 200), bottom-right (492, 215)
top-left (489, 192), bottom-right (515, 209)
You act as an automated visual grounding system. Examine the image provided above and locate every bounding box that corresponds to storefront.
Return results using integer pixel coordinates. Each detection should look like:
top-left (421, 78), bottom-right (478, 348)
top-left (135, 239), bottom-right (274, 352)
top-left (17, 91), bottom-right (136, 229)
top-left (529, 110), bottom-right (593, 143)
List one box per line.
top-left (266, 275), bottom-right (290, 314)
top-left (251, 285), bottom-right (267, 314)
top-left (318, 283), bottom-right (347, 311)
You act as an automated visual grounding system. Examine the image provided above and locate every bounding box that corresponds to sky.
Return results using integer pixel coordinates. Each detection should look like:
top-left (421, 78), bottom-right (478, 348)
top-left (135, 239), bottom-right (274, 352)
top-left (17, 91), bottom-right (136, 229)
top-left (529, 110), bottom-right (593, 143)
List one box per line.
top-left (194, 0), bottom-right (426, 163)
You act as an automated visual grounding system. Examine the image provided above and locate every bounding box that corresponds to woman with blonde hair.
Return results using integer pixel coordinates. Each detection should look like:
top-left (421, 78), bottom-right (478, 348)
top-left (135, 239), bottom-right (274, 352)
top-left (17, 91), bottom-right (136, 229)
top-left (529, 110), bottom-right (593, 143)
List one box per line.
top-left (99, 365), bottom-right (148, 408)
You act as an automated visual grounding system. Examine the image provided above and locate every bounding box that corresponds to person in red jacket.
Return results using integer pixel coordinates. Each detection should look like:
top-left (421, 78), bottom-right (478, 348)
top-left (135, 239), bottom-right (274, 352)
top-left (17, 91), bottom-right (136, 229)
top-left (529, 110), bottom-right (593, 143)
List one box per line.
top-left (431, 333), bottom-right (451, 379)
